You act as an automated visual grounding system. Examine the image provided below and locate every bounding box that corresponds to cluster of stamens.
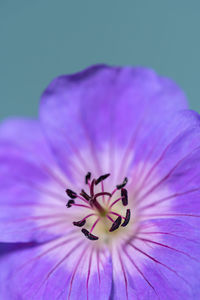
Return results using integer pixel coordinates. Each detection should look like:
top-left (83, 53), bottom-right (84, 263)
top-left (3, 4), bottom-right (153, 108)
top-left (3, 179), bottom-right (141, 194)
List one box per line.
top-left (65, 172), bottom-right (130, 241)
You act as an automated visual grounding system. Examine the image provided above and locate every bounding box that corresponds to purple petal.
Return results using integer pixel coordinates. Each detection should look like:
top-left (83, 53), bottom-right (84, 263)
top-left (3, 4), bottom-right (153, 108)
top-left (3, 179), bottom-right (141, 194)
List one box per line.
top-left (111, 218), bottom-right (200, 299)
top-left (39, 65), bottom-right (188, 181)
top-left (0, 238), bottom-right (112, 299)
top-left (0, 119), bottom-right (70, 243)
top-left (136, 116), bottom-right (200, 228)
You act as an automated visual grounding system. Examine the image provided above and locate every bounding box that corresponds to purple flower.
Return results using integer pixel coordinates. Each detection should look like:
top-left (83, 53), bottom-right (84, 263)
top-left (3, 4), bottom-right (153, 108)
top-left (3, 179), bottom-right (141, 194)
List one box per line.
top-left (0, 65), bottom-right (200, 299)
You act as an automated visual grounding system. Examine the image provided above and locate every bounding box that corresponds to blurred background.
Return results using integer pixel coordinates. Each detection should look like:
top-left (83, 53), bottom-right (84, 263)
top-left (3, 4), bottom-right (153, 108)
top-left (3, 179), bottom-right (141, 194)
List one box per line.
top-left (0, 0), bottom-right (200, 121)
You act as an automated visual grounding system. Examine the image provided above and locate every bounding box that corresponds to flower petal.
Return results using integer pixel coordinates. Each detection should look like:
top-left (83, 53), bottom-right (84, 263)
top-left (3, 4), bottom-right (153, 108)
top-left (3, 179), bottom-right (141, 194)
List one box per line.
top-left (0, 119), bottom-right (70, 243)
top-left (0, 238), bottom-right (112, 300)
top-left (136, 124), bottom-right (200, 228)
top-left (39, 65), bottom-right (188, 181)
top-left (111, 218), bottom-right (200, 299)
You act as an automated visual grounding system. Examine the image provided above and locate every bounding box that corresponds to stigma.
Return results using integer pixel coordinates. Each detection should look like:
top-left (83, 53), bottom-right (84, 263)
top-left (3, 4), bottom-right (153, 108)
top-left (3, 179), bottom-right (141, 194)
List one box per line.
top-left (65, 173), bottom-right (131, 241)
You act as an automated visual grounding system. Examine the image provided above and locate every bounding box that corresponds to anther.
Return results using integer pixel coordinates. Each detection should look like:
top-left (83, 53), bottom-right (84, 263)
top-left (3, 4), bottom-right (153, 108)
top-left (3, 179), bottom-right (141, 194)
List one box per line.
top-left (85, 172), bottom-right (91, 184)
top-left (121, 188), bottom-right (128, 206)
top-left (121, 209), bottom-right (131, 227)
top-left (116, 177), bottom-right (128, 189)
top-left (109, 216), bottom-right (122, 232)
top-left (66, 199), bottom-right (75, 208)
top-left (66, 173), bottom-right (131, 241)
top-left (80, 189), bottom-right (91, 201)
top-left (73, 219), bottom-right (86, 227)
top-left (81, 228), bottom-right (99, 240)
top-left (66, 189), bottom-right (77, 199)
top-left (95, 173), bottom-right (110, 185)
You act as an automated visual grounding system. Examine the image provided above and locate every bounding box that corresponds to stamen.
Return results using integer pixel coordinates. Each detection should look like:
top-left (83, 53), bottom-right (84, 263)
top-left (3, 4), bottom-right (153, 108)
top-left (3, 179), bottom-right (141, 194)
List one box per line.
top-left (66, 199), bottom-right (75, 208)
top-left (121, 188), bottom-right (128, 206)
top-left (106, 215), bottom-right (115, 222)
top-left (90, 179), bottom-right (95, 197)
top-left (73, 219), bottom-right (86, 227)
top-left (107, 187), bottom-right (118, 205)
top-left (70, 203), bottom-right (92, 209)
top-left (90, 218), bottom-right (100, 232)
top-left (121, 209), bottom-right (131, 227)
top-left (81, 228), bottom-right (99, 240)
top-left (101, 180), bottom-right (106, 203)
top-left (73, 213), bottom-right (97, 227)
top-left (93, 192), bottom-right (111, 201)
top-left (66, 173), bottom-right (131, 241)
top-left (95, 173), bottom-right (110, 185)
top-left (76, 195), bottom-right (90, 204)
top-left (66, 189), bottom-right (77, 199)
top-left (85, 172), bottom-right (91, 184)
top-left (80, 189), bottom-right (91, 201)
top-left (109, 211), bottom-right (125, 219)
top-left (109, 216), bottom-right (122, 232)
top-left (116, 177), bottom-right (128, 189)
top-left (109, 197), bottom-right (124, 208)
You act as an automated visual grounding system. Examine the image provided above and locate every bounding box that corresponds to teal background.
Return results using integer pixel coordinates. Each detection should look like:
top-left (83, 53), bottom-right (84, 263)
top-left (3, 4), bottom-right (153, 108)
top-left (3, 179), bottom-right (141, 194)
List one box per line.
top-left (1, 1), bottom-right (200, 120)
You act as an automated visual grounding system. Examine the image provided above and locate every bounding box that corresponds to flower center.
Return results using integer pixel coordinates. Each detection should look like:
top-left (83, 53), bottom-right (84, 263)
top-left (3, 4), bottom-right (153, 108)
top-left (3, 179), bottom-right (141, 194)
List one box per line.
top-left (66, 173), bottom-right (131, 241)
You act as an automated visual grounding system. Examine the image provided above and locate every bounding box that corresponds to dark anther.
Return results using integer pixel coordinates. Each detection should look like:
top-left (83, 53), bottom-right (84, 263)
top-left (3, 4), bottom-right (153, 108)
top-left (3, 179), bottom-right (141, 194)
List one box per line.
top-left (66, 199), bottom-right (75, 208)
top-left (73, 219), bottom-right (86, 227)
top-left (85, 172), bottom-right (91, 184)
top-left (121, 188), bottom-right (128, 206)
top-left (81, 228), bottom-right (99, 240)
top-left (95, 173), bottom-right (110, 185)
top-left (116, 177), bottom-right (128, 189)
top-left (66, 189), bottom-right (77, 199)
top-left (121, 209), bottom-right (131, 227)
top-left (80, 189), bottom-right (91, 201)
top-left (109, 216), bottom-right (122, 232)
